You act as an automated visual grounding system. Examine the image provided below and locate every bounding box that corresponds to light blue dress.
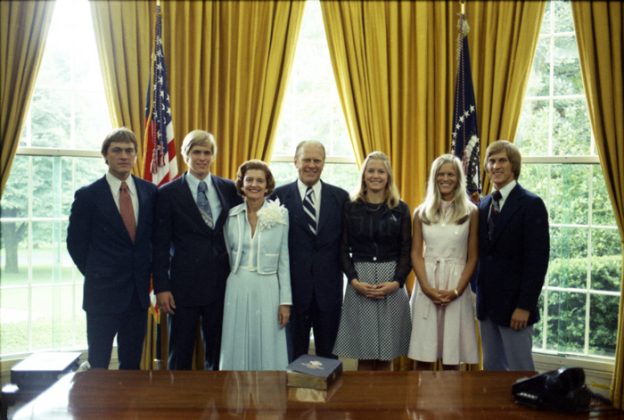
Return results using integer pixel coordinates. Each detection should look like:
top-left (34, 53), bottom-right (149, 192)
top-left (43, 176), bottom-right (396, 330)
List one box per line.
top-left (219, 204), bottom-right (290, 370)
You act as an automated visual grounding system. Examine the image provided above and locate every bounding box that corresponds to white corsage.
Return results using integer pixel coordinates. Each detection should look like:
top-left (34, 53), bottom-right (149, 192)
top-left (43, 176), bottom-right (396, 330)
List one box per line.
top-left (257, 198), bottom-right (287, 231)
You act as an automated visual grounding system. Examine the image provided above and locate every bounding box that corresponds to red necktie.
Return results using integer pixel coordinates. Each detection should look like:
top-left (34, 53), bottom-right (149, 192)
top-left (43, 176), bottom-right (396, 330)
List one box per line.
top-left (120, 181), bottom-right (136, 242)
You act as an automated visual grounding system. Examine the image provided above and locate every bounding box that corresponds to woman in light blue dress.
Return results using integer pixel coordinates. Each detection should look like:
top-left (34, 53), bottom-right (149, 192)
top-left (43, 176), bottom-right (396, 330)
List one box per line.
top-left (220, 160), bottom-right (292, 370)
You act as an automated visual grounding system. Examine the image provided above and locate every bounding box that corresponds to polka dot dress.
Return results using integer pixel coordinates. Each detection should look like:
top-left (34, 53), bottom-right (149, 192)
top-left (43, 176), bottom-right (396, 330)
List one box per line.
top-left (333, 261), bottom-right (412, 360)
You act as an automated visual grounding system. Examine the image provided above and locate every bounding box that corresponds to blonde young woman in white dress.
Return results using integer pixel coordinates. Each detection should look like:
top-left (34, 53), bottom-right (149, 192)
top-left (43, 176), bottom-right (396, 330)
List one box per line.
top-left (408, 154), bottom-right (479, 369)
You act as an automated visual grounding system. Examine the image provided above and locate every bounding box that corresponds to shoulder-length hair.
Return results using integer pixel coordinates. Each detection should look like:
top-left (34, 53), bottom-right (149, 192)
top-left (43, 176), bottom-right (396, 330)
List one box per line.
top-left (352, 151), bottom-right (401, 209)
top-left (417, 154), bottom-right (473, 224)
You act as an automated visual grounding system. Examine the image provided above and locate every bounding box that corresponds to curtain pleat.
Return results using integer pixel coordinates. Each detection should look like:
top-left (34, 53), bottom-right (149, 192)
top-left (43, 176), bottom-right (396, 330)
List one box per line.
top-left (467, 1), bottom-right (546, 193)
top-left (572, 1), bottom-right (624, 409)
top-left (0, 0), bottom-right (55, 194)
top-left (89, 0), bottom-right (154, 176)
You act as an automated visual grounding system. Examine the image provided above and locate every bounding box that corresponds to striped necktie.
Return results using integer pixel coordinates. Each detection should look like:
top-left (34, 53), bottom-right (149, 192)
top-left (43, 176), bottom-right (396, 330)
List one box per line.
top-left (197, 181), bottom-right (214, 228)
top-left (303, 186), bottom-right (317, 235)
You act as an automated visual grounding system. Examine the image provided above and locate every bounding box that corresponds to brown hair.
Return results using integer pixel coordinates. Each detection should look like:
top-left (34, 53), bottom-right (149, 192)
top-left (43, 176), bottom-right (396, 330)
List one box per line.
top-left (485, 140), bottom-right (522, 180)
top-left (235, 160), bottom-right (276, 196)
top-left (101, 127), bottom-right (137, 156)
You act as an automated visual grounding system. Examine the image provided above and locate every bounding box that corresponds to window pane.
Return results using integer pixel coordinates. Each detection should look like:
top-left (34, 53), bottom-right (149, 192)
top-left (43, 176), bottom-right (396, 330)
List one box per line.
top-left (0, 286), bottom-right (30, 355)
top-left (526, 41), bottom-right (550, 97)
top-left (515, 100), bottom-right (549, 156)
top-left (272, 0), bottom-right (353, 160)
top-left (553, 35), bottom-right (583, 95)
top-left (552, 98), bottom-right (591, 156)
top-left (1, 156), bottom-right (29, 218)
top-left (591, 167), bottom-right (616, 225)
top-left (590, 255), bottom-right (621, 292)
top-left (549, 164), bottom-right (589, 225)
top-left (546, 291), bottom-right (585, 353)
top-left (550, 226), bottom-right (588, 260)
top-left (553, 0), bottom-right (574, 33)
top-left (548, 256), bottom-right (587, 289)
top-left (589, 294), bottom-right (618, 356)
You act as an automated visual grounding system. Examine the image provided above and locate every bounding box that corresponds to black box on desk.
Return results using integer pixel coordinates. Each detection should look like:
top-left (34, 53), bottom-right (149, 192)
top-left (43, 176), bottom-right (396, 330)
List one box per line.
top-left (11, 352), bottom-right (81, 391)
top-left (286, 354), bottom-right (342, 390)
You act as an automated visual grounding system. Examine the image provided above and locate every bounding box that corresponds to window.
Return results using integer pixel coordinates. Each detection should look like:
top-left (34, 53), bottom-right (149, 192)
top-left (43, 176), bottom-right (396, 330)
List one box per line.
top-left (516, 0), bottom-right (621, 359)
top-left (0, 0), bottom-right (110, 357)
top-left (270, 0), bottom-right (359, 191)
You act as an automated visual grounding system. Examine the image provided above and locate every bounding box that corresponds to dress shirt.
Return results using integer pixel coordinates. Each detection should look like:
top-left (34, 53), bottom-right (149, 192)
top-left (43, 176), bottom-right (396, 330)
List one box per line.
top-left (297, 179), bottom-right (321, 218)
top-left (492, 180), bottom-right (517, 212)
top-left (106, 172), bottom-right (138, 224)
top-left (186, 172), bottom-right (222, 221)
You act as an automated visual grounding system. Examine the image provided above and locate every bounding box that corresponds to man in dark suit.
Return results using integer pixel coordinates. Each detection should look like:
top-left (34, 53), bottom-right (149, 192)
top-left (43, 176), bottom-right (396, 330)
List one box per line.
top-left (152, 130), bottom-right (241, 370)
top-left (67, 128), bottom-right (157, 369)
top-left (477, 139), bottom-right (550, 371)
top-left (273, 140), bottom-right (349, 360)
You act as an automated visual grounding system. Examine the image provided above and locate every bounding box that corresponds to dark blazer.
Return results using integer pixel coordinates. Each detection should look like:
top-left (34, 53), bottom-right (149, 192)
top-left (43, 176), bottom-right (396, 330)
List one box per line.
top-left (67, 175), bottom-right (157, 315)
top-left (152, 173), bottom-right (242, 307)
top-left (272, 181), bottom-right (349, 312)
top-left (476, 183), bottom-right (550, 327)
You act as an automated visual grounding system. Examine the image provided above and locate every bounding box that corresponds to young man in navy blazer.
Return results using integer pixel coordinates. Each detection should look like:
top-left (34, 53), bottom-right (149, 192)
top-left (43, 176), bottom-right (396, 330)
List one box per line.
top-left (477, 140), bottom-right (550, 371)
top-left (272, 140), bottom-right (349, 360)
top-left (67, 128), bottom-right (157, 369)
top-left (152, 130), bottom-right (242, 370)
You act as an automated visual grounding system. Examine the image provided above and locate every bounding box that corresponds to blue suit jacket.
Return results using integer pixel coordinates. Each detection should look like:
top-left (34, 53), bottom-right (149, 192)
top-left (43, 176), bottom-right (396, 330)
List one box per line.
top-left (476, 183), bottom-right (550, 326)
top-left (272, 181), bottom-right (349, 312)
top-left (67, 175), bottom-right (157, 315)
top-left (152, 173), bottom-right (242, 307)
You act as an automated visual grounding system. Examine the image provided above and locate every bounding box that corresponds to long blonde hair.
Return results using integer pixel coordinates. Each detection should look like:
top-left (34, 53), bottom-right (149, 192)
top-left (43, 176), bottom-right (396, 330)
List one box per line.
top-left (352, 151), bottom-right (401, 208)
top-left (417, 154), bottom-right (473, 224)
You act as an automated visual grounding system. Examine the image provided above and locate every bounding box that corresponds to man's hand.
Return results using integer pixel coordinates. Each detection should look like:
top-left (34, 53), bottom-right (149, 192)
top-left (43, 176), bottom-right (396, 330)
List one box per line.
top-left (510, 308), bottom-right (530, 330)
top-left (157, 291), bottom-right (176, 315)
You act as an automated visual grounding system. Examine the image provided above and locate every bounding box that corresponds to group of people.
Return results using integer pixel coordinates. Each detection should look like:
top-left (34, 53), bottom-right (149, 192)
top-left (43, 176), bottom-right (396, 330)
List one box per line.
top-left (67, 127), bottom-right (549, 374)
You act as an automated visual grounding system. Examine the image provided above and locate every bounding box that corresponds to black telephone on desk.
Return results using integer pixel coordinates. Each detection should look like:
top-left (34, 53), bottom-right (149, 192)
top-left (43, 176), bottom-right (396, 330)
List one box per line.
top-left (512, 367), bottom-right (593, 412)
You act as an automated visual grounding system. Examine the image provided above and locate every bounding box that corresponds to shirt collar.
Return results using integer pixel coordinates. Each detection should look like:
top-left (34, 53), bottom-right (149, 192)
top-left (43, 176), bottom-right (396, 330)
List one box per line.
top-left (297, 179), bottom-right (321, 200)
top-left (493, 180), bottom-right (517, 202)
top-left (106, 172), bottom-right (136, 194)
top-left (186, 171), bottom-right (212, 191)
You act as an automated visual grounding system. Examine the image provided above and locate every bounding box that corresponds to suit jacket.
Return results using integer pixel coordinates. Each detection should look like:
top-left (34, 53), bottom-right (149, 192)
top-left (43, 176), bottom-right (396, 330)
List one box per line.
top-left (152, 172), bottom-right (242, 307)
top-left (476, 183), bottom-right (550, 326)
top-left (272, 180), bottom-right (349, 312)
top-left (67, 175), bottom-right (157, 315)
top-left (224, 201), bottom-right (292, 304)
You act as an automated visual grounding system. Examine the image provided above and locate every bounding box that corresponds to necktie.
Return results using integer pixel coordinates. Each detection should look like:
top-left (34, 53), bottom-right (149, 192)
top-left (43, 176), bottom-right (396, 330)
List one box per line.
top-left (119, 181), bottom-right (136, 242)
top-left (303, 186), bottom-right (317, 235)
top-left (197, 181), bottom-right (214, 228)
top-left (487, 190), bottom-right (502, 241)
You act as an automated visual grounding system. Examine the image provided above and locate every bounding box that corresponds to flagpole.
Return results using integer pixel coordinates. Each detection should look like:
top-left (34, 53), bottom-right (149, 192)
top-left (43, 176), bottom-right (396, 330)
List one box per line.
top-left (460, 0), bottom-right (465, 16)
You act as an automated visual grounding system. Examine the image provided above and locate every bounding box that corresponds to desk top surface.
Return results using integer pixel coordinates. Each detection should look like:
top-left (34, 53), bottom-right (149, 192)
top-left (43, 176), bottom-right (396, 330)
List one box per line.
top-left (13, 370), bottom-right (617, 419)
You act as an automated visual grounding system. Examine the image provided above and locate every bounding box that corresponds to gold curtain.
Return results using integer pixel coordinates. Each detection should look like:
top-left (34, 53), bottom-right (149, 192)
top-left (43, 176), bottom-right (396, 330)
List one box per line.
top-left (162, 0), bottom-right (304, 178)
top-left (89, 0), bottom-right (155, 176)
top-left (572, 1), bottom-right (624, 410)
top-left (320, 0), bottom-right (545, 211)
top-left (467, 1), bottom-right (545, 193)
top-left (0, 0), bottom-right (55, 194)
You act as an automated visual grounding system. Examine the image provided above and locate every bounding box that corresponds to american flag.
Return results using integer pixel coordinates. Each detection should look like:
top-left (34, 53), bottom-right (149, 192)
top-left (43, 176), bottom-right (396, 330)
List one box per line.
top-left (143, 5), bottom-right (177, 186)
top-left (451, 13), bottom-right (481, 201)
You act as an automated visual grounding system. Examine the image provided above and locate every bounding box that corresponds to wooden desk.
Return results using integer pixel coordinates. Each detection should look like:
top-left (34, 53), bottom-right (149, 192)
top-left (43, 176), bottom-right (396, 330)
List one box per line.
top-left (13, 370), bottom-right (617, 419)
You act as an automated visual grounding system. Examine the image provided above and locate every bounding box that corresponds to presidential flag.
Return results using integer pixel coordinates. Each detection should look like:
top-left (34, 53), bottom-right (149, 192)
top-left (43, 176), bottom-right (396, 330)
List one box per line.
top-left (143, 5), bottom-right (177, 186)
top-left (451, 13), bottom-right (481, 201)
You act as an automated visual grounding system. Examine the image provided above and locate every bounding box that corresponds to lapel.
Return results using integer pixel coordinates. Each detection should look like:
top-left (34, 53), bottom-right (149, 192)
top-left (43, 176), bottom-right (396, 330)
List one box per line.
top-left (92, 176), bottom-right (131, 242)
top-left (211, 175), bottom-right (230, 231)
top-left (133, 175), bottom-right (149, 241)
top-left (489, 184), bottom-right (524, 246)
top-left (316, 181), bottom-right (333, 237)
